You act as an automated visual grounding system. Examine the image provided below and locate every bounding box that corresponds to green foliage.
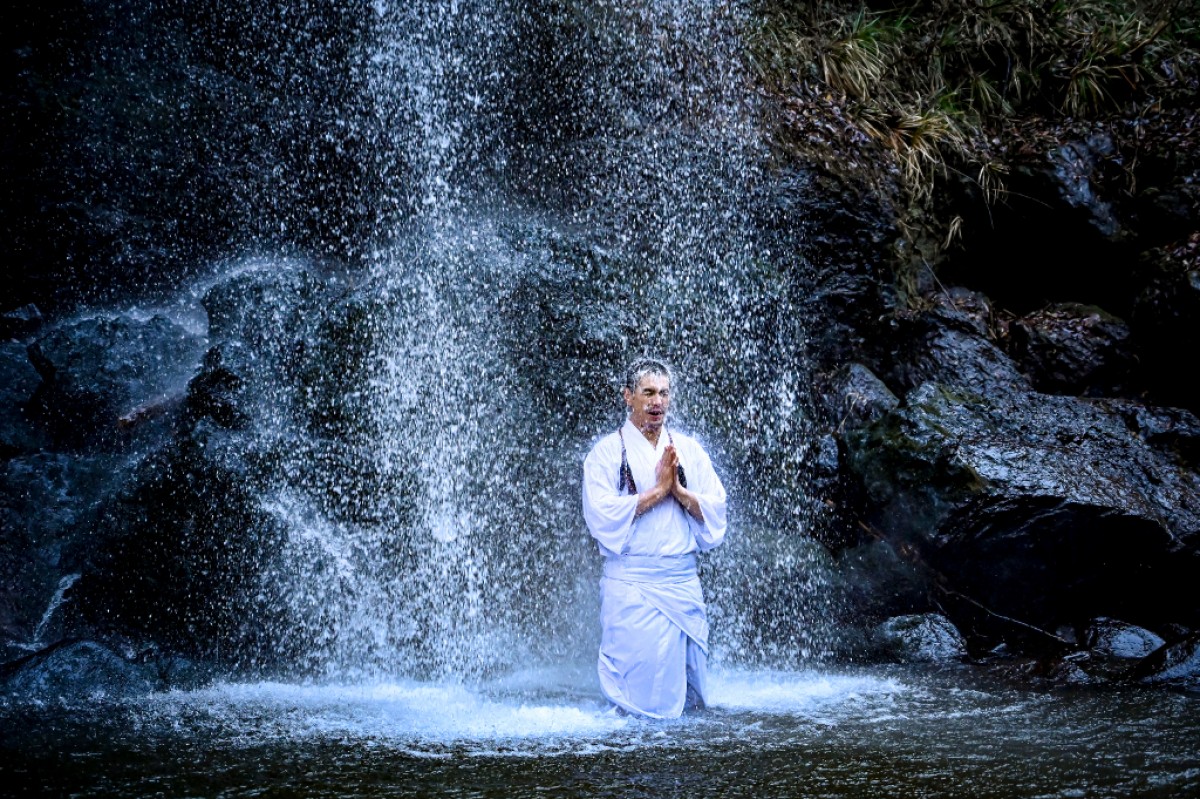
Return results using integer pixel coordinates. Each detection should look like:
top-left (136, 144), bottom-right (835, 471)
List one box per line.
top-left (750, 0), bottom-right (1198, 189)
top-left (748, 0), bottom-right (1199, 299)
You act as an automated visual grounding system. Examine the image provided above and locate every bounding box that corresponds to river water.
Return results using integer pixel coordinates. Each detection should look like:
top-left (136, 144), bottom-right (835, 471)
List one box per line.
top-left (3, 664), bottom-right (1197, 798)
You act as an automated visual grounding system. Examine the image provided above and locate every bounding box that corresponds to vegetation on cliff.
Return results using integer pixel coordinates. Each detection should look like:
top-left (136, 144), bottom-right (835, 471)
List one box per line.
top-left (749, 0), bottom-right (1200, 301)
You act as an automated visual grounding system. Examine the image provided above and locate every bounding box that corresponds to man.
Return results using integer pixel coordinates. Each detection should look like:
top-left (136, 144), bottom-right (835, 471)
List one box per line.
top-left (581, 357), bottom-right (728, 719)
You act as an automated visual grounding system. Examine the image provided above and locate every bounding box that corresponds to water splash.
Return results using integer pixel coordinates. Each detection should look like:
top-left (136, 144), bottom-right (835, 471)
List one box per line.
top-left (18, 573), bottom-right (82, 652)
top-left (135, 666), bottom-right (905, 756)
top-left (233, 0), bottom-right (839, 682)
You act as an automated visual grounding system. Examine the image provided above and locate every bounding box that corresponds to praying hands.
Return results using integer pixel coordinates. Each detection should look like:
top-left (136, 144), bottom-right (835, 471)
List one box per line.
top-left (635, 445), bottom-right (702, 521)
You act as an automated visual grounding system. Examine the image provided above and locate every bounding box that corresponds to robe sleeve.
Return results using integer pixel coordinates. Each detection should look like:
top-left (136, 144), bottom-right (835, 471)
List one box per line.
top-left (582, 438), bottom-right (639, 555)
top-left (684, 441), bottom-right (727, 552)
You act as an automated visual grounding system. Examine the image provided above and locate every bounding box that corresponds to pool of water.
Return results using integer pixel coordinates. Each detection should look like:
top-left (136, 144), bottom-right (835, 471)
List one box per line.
top-left (2, 665), bottom-right (1197, 798)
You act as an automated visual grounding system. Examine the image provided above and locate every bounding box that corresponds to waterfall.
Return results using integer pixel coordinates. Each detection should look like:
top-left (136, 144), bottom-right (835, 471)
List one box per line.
top-left (1, 0), bottom-right (834, 683)
top-left (221, 0), bottom-right (839, 683)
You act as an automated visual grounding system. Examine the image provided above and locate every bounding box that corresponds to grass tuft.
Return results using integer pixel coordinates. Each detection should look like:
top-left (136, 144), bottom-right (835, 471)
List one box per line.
top-left (748, 0), bottom-right (1199, 293)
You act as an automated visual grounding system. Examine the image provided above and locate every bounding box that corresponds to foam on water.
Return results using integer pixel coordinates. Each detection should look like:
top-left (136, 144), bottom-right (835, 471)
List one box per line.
top-left (147, 681), bottom-right (620, 746)
top-left (709, 668), bottom-right (904, 715)
top-left (7, 667), bottom-right (1200, 796)
top-left (135, 667), bottom-right (906, 756)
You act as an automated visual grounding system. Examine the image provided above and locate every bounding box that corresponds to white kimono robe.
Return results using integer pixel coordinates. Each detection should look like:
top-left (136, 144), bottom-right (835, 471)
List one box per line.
top-left (582, 419), bottom-right (728, 718)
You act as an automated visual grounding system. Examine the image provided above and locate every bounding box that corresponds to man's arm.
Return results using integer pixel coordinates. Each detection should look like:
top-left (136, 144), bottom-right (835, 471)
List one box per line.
top-left (636, 445), bottom-right (678, 516)
top-left (677, 439), bottom-right (727, 550)
top-left (671, 481), bottom-right (705, 522)
top-left (582, 441), bottom-right (640, 554)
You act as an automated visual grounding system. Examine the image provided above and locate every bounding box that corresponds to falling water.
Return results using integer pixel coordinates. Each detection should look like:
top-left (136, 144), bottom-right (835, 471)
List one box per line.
top-left (239, 0), bottom-right (836, 683)
top-left (17, 573), bottom-right (81, 652)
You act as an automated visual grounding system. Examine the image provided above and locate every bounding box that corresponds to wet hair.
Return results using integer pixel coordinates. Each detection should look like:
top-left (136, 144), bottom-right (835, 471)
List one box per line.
top-left (623, 357), bottom-right (673, 393)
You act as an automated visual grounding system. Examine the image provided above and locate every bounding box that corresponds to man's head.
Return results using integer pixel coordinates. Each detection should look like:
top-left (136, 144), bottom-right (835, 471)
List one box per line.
top-left (623, 357), bottom-right (673, 435)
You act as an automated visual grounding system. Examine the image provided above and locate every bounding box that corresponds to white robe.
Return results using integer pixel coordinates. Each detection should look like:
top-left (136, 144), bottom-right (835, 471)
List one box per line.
top-left (582, 419), bottom-right (728, 718)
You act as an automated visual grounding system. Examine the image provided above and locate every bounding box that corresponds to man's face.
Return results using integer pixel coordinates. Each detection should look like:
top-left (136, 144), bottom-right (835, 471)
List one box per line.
top-left (624, 373), bottom-right (670, 434)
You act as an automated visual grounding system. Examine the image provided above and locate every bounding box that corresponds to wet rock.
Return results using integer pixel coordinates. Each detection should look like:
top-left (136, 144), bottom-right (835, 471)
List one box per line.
top-left (819, 362), bottom-right (898, 429)
top-left (1131, 246), bottom-right (1200, 414)
top-left (845, 378), bottom-right (1200, 637)
top-left (500, 227), bottom-right (638, 432)
top-left (885, 308), bottom-right (1032, 399)
top-left (0, 304), bottom-right (44, 339)
top-left (202, 263), bottom-right (323, 348)
top-left (874, 613), bottom-right (967, 663)
top-left (0, 513), bottom-right (40, 643)
top-left (1101, 399), bottom-right (1200, 469)
top-left (25, 315), bottom-right (206, 450)
top-left (1045, 652), bottom-right (1097, 685)
top-left (199, 264), bottom-right (382, 443)
top-left (1054, 625), bottom-right (1079, 646)
top-left (833, 540), bottom-right (930, 631)
top-left (1046, 133), bottom-right (1122, 239)
top-left (1007, 303), bottom-right (1135, 396)
top-left (121, 642), bottom-right (217, 691)
top-left (1084, 617), bottom-right (1166, 659)
top-left (1, 453), bottom-right (124, 644)
top-left (63, 428), bottom-right (297, 666)
top-left (982, 647), bottom-right (1136, 687)
top-left (0, 341), bottom-right (48, 456)
top-left (179, 345), bottom-right (252, 432)
top-left (752, 167), bottom-right (899, 371)
top-left (1036, 646), bottom-right (1176, 686)
top-left (1129, 634), bottom-right (1200, 689)
top-left (0, 640), bottom-right (155, 701)
top-left (927, 287), bottom-right (996, 338)
top-left (812, 362), bottom-right (899, 550)
top-left (813, 433), bottom-right (840, 477)
top-left (291, 290), bottom-right (390, 442)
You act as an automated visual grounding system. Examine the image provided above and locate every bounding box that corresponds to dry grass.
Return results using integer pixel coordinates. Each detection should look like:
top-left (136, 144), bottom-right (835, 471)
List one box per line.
top-left (748, 0), bottom-right (1198, 275)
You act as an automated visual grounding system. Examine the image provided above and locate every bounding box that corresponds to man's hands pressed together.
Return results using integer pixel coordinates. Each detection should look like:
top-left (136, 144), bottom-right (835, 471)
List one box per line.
top-left (635, 445), bottom-right (703, 522)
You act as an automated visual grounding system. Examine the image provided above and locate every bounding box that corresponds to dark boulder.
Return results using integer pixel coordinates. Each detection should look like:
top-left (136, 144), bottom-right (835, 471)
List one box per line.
top-left (1007, 303), bottom-right (1135, 396)
top-left (53, 264), bottom-right (373, 667)
top-left (498, 226), bottom-right (644, 435)
top-left (927, 287), bottom-right (997, 338)
top-left (1044, 133), bottom-right (1123, 240)
top-left (843, 307), bottom-right (1200, 649)
top-left (1083, 617), bottom-right (1166, 659)
top-left (884, 306), bottom-right (1032, 399)
top-left (751, 167), bottom-right (899, 371)
top-left (0, 639), bottom-right (155, 701)
top-left (810, 363), bottom-right (900, 549)
top-left (0, 342), bottom-right (49, 457)
top-left (829, 539), bottom-right (931, 633)
top-left (1129, 634), bottom-right (1200, 690)
top-left (1099, 399), bottom-right (1200, 469)
top-left (848, 382), bottom-right (1200, 639)
top-left (179, 345), bottom-right (253, 432)
top-left (63, 427), bottom-right (296, 668)
top-left (24, 314), bottom-right (206, 451)
top-left (1, 454), bottom-right (123, 646)
top-left (818, 361), bottom-right (899, 430)
top-left (874, 613), bottom-right (967, 664)
top-left (0, 304), bottom-right (45, 339)
top-left (201, 263), bottom-right (323, 350)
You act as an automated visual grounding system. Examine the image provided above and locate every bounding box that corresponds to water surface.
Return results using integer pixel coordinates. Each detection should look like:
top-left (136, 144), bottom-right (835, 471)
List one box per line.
top-left (3, 665), bottom-right (1197, 798)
